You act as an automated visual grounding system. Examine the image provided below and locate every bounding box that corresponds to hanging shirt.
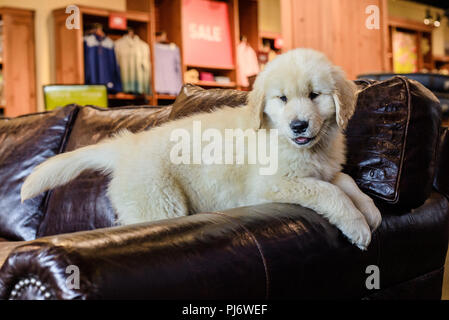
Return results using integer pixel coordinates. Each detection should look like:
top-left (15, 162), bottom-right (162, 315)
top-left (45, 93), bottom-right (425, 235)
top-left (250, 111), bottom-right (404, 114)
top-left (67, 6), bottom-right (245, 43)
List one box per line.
top-left (115, 34), bottom-right (151, 95)
top-left (84, 34), bottom-right (122, 93)
top-left (237, 41), bottom-right (260, 87)
top-left (154, 43), bottom-right (183, 96)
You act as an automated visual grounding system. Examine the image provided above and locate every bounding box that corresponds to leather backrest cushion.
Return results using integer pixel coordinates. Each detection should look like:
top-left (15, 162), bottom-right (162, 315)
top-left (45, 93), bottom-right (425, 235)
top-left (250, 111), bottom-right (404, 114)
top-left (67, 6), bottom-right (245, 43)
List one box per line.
top-left (37, 105), bottom-right (172, 237)
top-left (169, 84), bottom-right (247, 120)
top-left (344, 76), bottom-right (441, 210)
top-left (434, 127), bottom-right (449, 199)
top-left (0, 106), bottom-right (77, 240)
top-left (358, 73), bottom-right (449, 93)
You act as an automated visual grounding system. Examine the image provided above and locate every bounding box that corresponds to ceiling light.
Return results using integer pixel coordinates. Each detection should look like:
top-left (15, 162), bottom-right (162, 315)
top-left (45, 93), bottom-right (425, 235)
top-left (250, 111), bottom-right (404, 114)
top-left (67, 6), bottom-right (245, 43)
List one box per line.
top-left (424, 9), bottom-right (432, 25)
top-left (434, 13), bottom-right (441, 27)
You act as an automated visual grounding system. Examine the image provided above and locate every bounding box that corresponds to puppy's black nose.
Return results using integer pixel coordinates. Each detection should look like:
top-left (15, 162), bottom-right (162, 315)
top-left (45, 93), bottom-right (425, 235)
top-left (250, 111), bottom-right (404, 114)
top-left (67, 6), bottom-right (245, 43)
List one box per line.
top-left (290, 120), bottom-right (309, 134)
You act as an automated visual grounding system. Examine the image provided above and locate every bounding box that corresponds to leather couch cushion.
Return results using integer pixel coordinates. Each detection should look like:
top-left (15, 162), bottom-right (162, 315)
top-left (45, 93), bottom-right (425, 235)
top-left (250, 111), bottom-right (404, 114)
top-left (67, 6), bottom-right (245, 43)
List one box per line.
top-left (169, 84), bottom-right (247, 120)
top-left (344, 77), bottom-right (441, 210)
top-left (0, 106), bottom-right (77, 240)
top-left (37, 105), bottom-right (172, 237)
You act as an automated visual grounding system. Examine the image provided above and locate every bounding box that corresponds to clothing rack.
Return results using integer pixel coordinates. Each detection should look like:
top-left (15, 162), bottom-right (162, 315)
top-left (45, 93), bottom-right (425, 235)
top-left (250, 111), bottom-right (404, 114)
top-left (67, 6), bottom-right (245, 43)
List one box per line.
top-left (53, 5), bottom-right (158, 105)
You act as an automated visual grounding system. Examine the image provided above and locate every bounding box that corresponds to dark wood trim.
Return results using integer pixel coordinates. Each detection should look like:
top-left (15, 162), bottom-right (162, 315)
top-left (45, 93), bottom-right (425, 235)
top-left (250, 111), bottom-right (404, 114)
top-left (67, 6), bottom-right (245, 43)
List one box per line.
top-left (388, 16), bottom-right (434, 32)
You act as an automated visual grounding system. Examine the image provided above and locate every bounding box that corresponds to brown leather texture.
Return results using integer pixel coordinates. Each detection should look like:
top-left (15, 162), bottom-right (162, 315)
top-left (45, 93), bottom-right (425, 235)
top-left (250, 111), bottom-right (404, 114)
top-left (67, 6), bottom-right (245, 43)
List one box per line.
top-left (345, 77), bottom-right (442, 210)
top-left (37, 105), bottom-right (172, 237)
top-left (0, 192), bottom-right (447, 300)
top-left (434, 127), bottom-right (449, 200)
top-left (363, 268), bottom-right (444, 300)
top-left (0, 106), bottom-right (78, 241)
top-left (0, 241), bottom-right (26, 269)
top-left (169, 84), bottom-right (247, 120)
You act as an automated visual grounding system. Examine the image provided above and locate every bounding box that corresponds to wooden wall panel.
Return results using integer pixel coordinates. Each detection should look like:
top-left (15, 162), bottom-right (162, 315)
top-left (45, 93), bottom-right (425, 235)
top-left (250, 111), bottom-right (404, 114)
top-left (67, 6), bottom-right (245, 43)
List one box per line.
top-left (54, 10), bottom-right (84, 84)
top-left (126, 0), bottom-right (151, 12)
top-left (280, 0), bottom-right (388, 79)
top-left (2, 8), bottom-right (37, 117)
top-left (239, 0), bottom-right (259, 50)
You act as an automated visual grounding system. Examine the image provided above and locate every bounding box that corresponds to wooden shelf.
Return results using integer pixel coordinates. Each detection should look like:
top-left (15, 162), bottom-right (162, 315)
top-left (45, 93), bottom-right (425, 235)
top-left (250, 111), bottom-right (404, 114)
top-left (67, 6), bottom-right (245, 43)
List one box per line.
top-left (55, 5), bottom-right (151, 22)
top-left (191, 81), bottom-right (236, 88)
top-left (434, 55), bottom-right (449, 63)
top-left (389, 16), bottom-right (434, 32)
top-left (260, 31), bottom-right (282, 40)
top-left (186, 64), bottom-right (235, 71)
top-left (108, 93), bottom-right (152, 100)
top-left (156, 94), bottom-right (177, 100)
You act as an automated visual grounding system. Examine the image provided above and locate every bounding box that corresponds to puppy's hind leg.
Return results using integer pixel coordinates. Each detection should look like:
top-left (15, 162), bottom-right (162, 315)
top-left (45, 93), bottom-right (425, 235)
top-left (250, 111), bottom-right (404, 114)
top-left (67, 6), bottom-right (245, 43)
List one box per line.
top-left (108, 175), bottom-right (189, 226)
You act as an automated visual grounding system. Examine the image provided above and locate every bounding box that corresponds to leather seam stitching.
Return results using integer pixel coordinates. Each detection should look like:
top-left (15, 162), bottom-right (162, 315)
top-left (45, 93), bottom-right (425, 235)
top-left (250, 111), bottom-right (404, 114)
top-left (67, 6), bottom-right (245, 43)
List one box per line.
top-left (209, 211), bottom-right (270, 299)
top-left (36, 105), bottom-right (80, 238)
top-left (347, 77), bottom-right (410, 204)
top-left (393, 76), bottom-right (412, 204)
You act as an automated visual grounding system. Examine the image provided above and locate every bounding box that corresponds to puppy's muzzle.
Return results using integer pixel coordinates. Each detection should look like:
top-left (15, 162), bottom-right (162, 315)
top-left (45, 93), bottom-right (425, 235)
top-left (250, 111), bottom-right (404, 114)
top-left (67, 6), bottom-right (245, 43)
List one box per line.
top-left (290, 120), bottom-right (315, 145)
top-left (290, 120), bottom-right (309, 134)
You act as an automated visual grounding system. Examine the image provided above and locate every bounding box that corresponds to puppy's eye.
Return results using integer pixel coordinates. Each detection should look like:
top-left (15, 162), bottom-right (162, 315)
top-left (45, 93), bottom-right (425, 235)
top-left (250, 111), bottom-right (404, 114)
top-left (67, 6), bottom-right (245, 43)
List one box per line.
top-left (279, 96), bottom-right (288, 103)
top-left (309, 92), bottom-right (319, 100)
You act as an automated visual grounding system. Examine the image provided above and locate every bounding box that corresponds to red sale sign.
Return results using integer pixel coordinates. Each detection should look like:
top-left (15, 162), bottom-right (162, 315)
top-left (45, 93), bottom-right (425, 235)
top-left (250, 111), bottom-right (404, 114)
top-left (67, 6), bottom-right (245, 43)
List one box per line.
top-left (109, 13), bottom-right (127, 30)
top-left (182, 0), bottom-right (234, 68)
top-left (274, 37), bottom-right (284, 50)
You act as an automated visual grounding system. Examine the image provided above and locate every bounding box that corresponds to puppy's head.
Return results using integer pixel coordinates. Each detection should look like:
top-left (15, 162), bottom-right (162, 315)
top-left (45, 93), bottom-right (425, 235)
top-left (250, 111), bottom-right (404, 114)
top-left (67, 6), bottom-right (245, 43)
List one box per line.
top-left (248, 48), bottom-right (357, 149)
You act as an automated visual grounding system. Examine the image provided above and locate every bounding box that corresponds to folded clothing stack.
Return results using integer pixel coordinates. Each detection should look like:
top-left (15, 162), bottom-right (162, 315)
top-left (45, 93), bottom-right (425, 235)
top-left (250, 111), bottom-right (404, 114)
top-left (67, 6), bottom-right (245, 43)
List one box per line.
top-left (214, 76), bottom-right (230, 84)
top-left (199, 72), bottom-right (214, 82)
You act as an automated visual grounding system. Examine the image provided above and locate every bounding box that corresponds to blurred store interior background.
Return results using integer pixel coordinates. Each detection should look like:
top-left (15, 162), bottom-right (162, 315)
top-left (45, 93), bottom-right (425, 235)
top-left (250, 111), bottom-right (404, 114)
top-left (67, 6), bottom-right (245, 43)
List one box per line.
top-left (0, 0), bottom-right (447, 121)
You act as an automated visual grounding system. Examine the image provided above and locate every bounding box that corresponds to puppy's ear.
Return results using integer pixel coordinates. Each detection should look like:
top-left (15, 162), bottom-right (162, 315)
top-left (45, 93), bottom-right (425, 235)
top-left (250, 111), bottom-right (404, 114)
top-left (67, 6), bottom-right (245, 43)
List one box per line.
top-left (247, 72), bottom-right (266, 129)
top-left (331, 67), bottom-right (357, 130)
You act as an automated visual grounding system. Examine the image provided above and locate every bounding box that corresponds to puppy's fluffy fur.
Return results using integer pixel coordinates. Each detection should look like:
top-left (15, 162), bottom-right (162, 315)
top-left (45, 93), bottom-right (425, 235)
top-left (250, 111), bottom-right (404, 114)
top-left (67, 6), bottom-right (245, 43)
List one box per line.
top-left (21, 49), bottom-right (381, 249)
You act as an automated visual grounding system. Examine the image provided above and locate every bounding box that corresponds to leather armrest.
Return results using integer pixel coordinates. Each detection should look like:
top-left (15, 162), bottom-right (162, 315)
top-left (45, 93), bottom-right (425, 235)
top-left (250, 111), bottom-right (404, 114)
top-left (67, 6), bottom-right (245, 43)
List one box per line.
top-left (0, 194), bottom-right (447, 300)
top-left (0, 203), bottom-right (378, 300)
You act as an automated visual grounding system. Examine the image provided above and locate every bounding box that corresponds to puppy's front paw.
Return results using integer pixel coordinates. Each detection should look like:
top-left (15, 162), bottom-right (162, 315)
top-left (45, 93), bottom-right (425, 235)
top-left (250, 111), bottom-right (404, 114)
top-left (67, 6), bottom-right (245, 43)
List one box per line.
top-left (357, 196), bottom-right (382, 231)
top-left (339, 216), bottom-right (372, 250)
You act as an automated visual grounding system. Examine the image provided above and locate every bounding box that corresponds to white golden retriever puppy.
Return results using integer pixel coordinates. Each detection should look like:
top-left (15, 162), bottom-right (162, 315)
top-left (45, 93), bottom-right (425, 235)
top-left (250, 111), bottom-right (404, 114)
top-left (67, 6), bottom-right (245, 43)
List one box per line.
top-left (21, 49), bottom-right (381, 249)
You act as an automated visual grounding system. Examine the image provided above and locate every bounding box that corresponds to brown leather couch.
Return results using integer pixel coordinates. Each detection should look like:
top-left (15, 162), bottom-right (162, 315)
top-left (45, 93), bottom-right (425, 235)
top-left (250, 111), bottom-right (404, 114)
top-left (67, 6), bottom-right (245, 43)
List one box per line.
top-left (0, 78), bottom-right (448, 300)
